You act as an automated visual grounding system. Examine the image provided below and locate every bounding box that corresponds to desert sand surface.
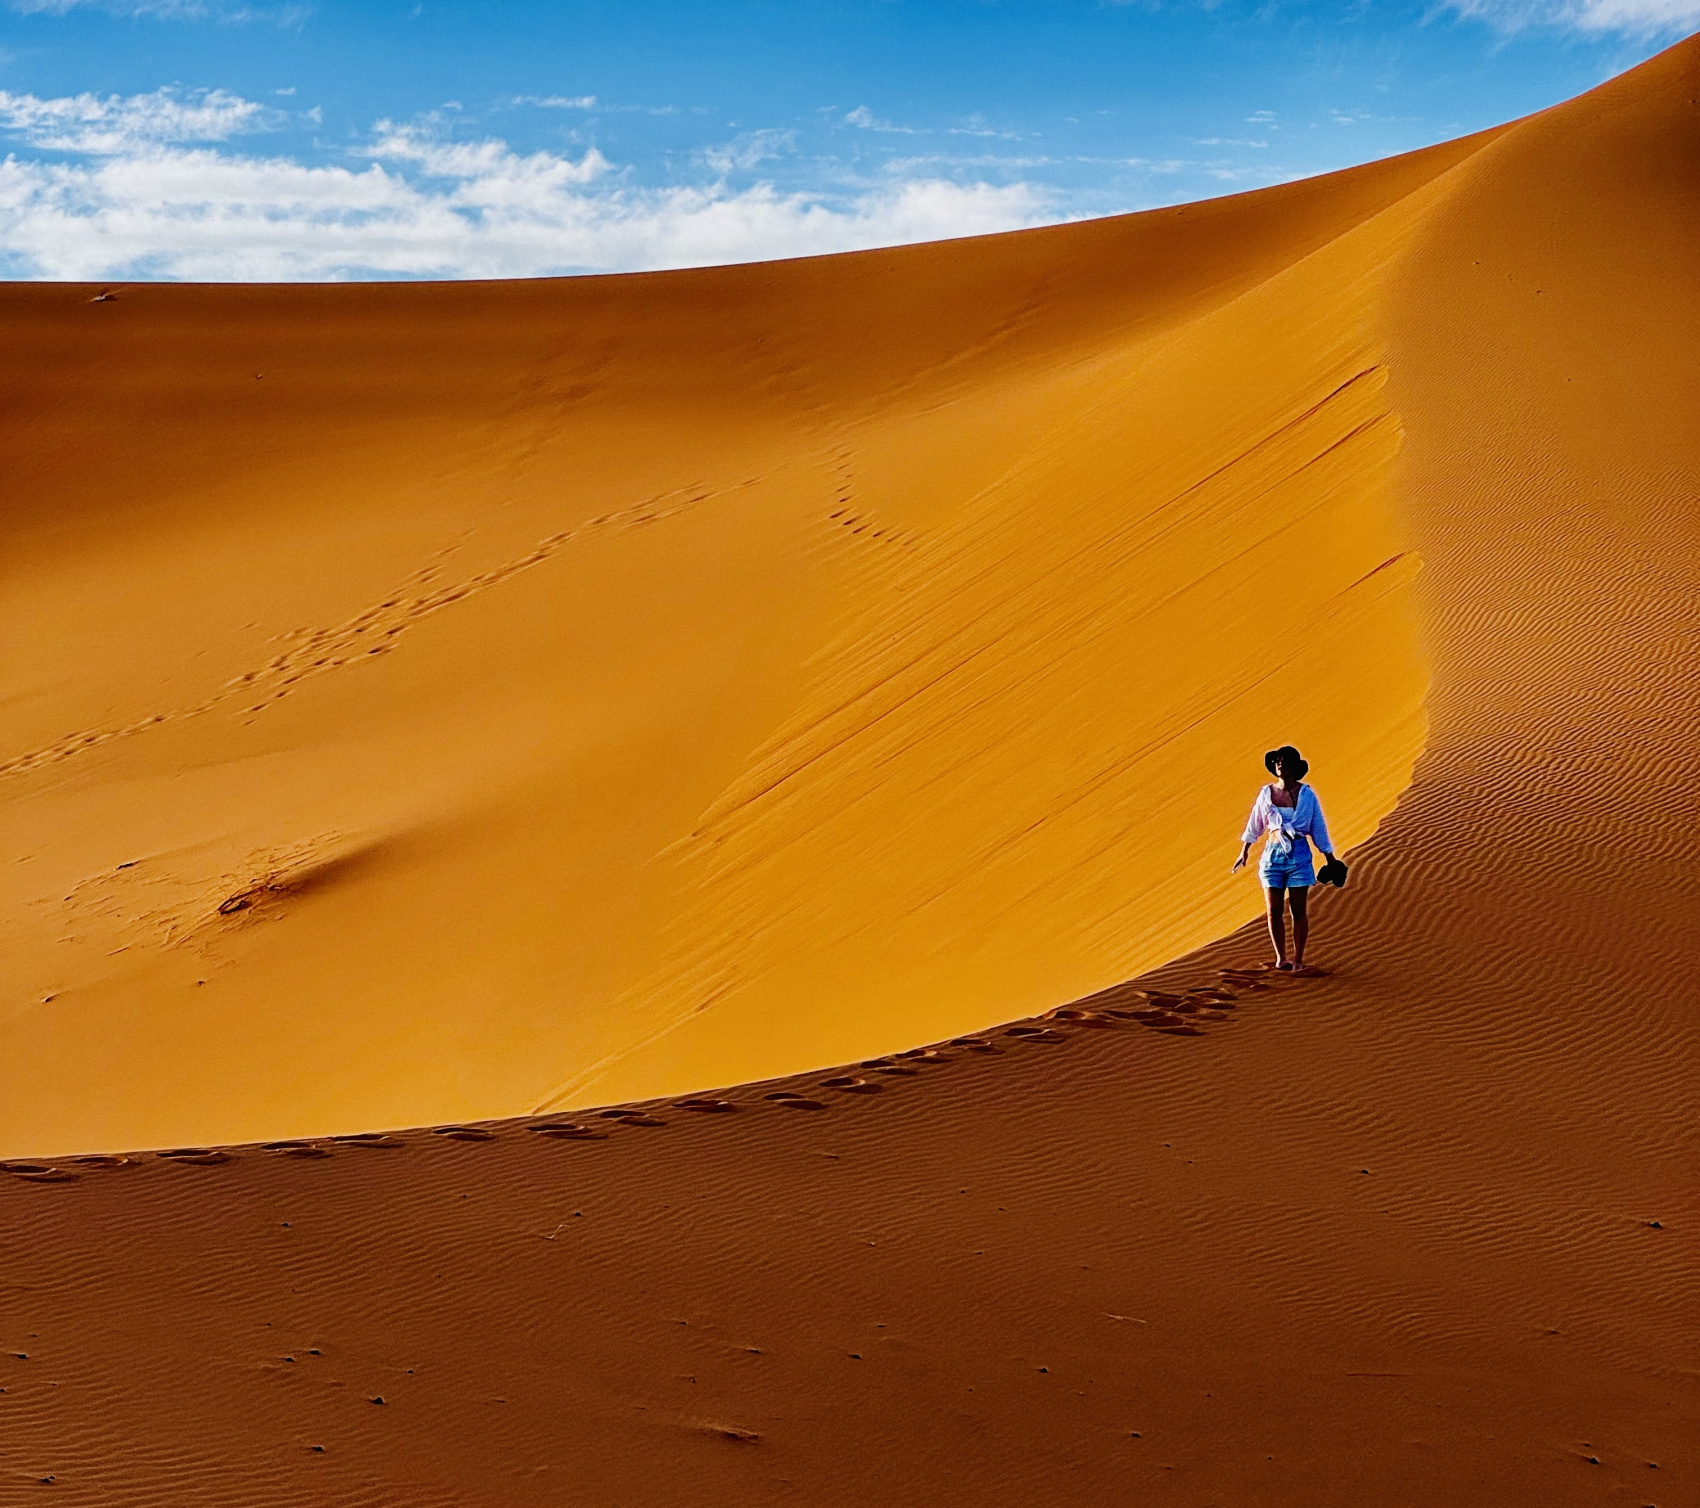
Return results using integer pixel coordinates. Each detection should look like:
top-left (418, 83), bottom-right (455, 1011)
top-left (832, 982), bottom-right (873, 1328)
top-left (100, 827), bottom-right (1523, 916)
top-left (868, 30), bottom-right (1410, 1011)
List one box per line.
top-left (2, 35), bottom-right (1696, 1508)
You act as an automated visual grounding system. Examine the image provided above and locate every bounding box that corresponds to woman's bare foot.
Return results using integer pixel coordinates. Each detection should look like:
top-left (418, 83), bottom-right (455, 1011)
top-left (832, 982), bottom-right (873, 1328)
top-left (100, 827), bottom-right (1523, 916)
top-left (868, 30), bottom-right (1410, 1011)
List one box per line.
top-left (1275, 960), bottom-right (1295, 971)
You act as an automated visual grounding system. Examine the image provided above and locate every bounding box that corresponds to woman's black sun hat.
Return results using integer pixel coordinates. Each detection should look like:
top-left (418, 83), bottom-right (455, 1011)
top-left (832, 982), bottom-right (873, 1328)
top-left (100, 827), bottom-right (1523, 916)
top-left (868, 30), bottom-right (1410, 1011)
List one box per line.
top-left (1264, 745), bottom-right (1309, 779)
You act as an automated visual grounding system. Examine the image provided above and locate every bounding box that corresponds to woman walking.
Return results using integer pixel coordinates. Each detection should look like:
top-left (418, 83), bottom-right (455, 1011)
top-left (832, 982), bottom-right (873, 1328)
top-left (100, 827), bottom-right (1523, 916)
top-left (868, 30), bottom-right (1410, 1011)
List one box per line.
top-left (1233, 745), bottom-right (1338, 971)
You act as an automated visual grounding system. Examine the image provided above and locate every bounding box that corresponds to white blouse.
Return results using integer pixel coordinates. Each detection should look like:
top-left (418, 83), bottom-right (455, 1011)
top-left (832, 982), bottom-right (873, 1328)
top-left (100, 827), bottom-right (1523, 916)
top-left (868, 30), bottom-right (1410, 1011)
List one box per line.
top-left (1242, 784), bottom-right (1333, 856)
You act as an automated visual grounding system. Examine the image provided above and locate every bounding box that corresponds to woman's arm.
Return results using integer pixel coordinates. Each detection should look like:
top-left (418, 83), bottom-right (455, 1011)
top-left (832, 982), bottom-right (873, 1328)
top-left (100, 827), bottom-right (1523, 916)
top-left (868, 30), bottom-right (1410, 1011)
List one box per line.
top-left (1306, 789), bottom-right (1334, 855)
top-left (1236, 787), bottom-right (1267, 870)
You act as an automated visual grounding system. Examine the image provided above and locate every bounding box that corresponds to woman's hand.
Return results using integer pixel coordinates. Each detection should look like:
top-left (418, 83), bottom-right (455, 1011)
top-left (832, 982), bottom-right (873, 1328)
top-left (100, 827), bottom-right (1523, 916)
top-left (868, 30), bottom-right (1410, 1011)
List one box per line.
top-left (1232, 844), bottom-right (1250, 873)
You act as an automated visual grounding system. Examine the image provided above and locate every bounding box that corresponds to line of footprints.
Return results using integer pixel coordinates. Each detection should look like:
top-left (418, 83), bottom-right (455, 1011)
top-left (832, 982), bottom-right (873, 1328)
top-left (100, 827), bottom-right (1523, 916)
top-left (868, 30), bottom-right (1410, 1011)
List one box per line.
top-left (3, 966), bottom-right (1306, 1182)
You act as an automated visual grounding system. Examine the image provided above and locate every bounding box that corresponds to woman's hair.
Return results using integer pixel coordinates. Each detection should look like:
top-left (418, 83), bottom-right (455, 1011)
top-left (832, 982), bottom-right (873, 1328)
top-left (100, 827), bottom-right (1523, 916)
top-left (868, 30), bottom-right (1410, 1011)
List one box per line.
top-left (1264, 745), bottom-right (1310, 779)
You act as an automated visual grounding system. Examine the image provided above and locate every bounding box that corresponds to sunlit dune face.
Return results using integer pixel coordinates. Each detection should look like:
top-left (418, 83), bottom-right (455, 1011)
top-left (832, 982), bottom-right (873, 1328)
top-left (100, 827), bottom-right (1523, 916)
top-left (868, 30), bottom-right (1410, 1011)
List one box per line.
top-left (0, 112), bottom-right (1530, 1157)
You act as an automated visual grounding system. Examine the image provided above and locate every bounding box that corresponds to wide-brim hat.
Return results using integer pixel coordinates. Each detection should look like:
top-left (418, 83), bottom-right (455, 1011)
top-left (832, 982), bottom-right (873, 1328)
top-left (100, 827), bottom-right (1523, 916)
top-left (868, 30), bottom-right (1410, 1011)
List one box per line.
top-left (1264, 745), bottom-right (1309, 778)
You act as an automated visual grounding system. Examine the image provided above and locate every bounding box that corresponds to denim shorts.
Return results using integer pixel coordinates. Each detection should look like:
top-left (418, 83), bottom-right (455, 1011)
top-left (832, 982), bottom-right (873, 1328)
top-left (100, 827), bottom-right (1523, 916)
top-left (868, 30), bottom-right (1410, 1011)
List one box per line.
top-left (1260, 840), bottom-right (1315, 890)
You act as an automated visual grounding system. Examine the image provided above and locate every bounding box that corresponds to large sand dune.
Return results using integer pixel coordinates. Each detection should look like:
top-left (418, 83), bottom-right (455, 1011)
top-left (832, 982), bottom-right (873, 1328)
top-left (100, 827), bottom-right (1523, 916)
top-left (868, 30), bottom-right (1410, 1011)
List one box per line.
top-left (2, 36), bottom-right (1696, 1506)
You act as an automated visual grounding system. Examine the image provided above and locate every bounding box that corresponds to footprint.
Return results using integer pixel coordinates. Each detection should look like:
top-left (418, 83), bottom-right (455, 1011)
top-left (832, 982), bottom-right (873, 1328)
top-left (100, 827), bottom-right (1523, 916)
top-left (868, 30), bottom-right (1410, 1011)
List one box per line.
top-left (1004, 1026), bottom-right (1066, 1043)
top-left (764, 1093), bottom-right (827, 1111)
top-left (674, 1098), bottom-right (737, 1113)
top-left (895, 1048), bottom-right (951, 1063)
top-left (329, 1133), bottom-right (401, 1149)
top-left (157, 1148), bottom-right (231, 1165)
top-left (1049, 1009), bottom-right (1119, 1028)
top-left (530, 1123), bottom-right (608, 1141)
top-left (263, 1141), bottom-right (332, 1159)
top-left (597, 1109), bottom-right (667, 1127)
top-left (948, 1037), bottom-right (1000, 1053)
top-left (4, 1162), bottom-right (79, 1183)
top-left (68, 1154), bottom-right (130, 1168)
top-left (870, 1065), bottom-right (920, 1077)
top-left (431, 1127), bottom-right (495, 1142)
top-left (819, 1076), bottom-right (882, 1095)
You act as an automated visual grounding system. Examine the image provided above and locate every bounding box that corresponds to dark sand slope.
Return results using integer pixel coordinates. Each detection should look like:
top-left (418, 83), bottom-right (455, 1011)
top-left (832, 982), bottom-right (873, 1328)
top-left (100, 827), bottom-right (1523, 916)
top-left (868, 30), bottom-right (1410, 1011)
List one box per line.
top-left (3, 38), bottom-right (1697, 1508)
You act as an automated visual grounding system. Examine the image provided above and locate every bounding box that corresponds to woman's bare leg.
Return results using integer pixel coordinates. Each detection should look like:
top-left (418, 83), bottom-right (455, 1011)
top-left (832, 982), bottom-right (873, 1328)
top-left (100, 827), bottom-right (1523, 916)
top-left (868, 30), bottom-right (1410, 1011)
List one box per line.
top-left (1265, 886), bottom-right (1288, 966)
top-left (1289, 887), bottom-right (1310, 967)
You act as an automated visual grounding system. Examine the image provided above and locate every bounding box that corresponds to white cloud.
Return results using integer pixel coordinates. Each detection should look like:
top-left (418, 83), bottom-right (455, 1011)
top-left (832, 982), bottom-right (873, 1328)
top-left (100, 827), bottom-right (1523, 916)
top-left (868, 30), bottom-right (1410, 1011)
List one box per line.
top-left (844, 105), bottom-right (921, 134)
top-left (949, 113), bottom-right (1024, 140)
top-left (0, 85), bottom-right (267, 153)
top-left (883, 152), bottom-right (1060, 171)
top-left (516, 94), bottom-right (597, 110)
top-left (361, 119), bottom-right (610, 185)
top-left (1440, 0), bottom-right (1700, 29)
top-left (1114, 155), bottom-right (1272, 184)
top-left (0, 90), bottom-right (1054, 280)
top-left (701, 128), bottom-right (795, 174)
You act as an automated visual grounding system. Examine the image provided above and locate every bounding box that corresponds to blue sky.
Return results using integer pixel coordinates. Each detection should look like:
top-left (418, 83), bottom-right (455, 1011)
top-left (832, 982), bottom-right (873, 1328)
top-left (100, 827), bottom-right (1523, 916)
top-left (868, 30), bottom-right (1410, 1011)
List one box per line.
top-left (0, 1), bottom-right (1688, 279)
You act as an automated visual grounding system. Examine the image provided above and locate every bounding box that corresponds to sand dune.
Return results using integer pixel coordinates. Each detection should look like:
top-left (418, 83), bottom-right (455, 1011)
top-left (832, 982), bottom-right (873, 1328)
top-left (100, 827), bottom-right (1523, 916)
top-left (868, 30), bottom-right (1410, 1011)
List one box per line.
top-left (2, 35), bottom-right (1696, 1507)
top-left (1, 105), bottom-right (1486, 1152)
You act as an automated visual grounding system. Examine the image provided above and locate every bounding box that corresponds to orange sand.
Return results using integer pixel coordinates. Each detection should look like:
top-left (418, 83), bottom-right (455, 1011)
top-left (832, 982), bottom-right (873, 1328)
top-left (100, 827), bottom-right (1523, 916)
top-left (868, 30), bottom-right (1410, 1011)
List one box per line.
top-left (3, 115), bottom-right (1474, 1152)
top-left (2, 36), bottom-right (1696, 1507)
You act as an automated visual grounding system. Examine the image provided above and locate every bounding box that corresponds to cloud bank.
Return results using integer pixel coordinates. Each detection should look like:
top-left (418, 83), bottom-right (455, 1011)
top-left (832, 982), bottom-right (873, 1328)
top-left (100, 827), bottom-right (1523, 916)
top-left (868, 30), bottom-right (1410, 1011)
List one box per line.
top-left (0, 88), bottom-right (1054, 280)
top-left (0, 86), bottom-right (268, 152)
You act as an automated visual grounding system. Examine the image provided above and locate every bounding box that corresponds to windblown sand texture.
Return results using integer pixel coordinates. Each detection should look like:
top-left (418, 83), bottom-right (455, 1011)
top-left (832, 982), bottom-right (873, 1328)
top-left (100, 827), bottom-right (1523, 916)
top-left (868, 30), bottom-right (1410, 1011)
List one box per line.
top-left (2, 37), bottom-right (1696, 1507)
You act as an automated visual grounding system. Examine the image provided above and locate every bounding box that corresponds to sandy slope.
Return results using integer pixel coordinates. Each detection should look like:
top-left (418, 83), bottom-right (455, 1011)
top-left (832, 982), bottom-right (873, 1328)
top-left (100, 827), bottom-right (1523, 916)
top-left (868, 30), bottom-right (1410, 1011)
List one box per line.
top-left (2, 35), bottom-right (1697, 1508)
top-left (1, 106), bottom-right (1481, 1155)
